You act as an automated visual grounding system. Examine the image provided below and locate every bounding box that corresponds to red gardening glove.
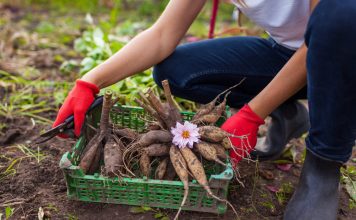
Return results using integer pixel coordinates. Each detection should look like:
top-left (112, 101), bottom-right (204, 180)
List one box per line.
top-left (221, 104), bottom-right (265, 167)
top-left (52, 80), bottom-right (99, 138)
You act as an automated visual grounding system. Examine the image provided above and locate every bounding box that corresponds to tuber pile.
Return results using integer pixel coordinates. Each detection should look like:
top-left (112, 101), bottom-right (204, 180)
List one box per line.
top-left (77, 79), bottom-right (243, 219)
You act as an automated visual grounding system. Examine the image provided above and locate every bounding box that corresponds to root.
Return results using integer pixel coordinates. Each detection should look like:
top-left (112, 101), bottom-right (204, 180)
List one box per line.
top-left (214, 158), bottom-right (227, 167)
top-left (174, 189), bottom-right (188, 220)
top-left (208, 192), bottom-right (239, 219)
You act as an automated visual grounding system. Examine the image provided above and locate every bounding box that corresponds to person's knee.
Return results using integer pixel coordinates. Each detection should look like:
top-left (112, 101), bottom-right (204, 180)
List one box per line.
top-left (152, 65), bottom-right (165, 88)
top-left (152, 52), bottom-right (183, 88)
top-left (306, 0), bottom-right (356, 45)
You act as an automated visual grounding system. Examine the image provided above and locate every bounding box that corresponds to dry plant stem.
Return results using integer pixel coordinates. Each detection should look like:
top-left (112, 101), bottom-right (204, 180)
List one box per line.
top-left (99, 90), bottom-right (113, 133)
top-left (146, 89), bottom-right (167, 118)
top-left (215, 91), bottom-right (231, 116)
top-left (110, 96), bottom-right (120, 108)
top-left (192, 91), bottom-right (230, 125)
top-left (146, 89), bottom-right (174, 128)
top-left (139, 92), bottom-right (166, 126)
top-left (192, 96), bottom-right (219, 121)
top-left (192, 77), bottom-right (246, 121)
top-left (161, 80), bottom-right (176, 108)
top-left (217, 77), bottom-right (246, 97)
top-left (138, 91), bottom-right (151, 106)
top-left (135, 98), bottom-right (165, 128)
top-left (79, 91), bottom-right (112, 173)
top-left (162, 80), bottom-right (182, 123)
top-left (170, 145), bottom-right (189, 220)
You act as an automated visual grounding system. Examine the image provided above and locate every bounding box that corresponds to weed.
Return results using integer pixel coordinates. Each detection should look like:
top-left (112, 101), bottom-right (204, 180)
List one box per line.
top-left (67, 213), bottom-right (78, 220)
top-left (0, 145), bottom-right (46, 181)
top-left (0, 206), bottom-right (15, 220)
top-left (35, 21), bottom-right (55, 34)
top-left (129, 206), bottom-right (169, 220)
top-left (341, 166), bottom-right (356, 208)
top-left (0, 155), bottom-right (20, 182)
top-left (0, 71), bottom-right (71, 122)
top-left (16, 144), bottom-right (46, 163)
top-left (0, 123), bottom-right (7, 135)
top-left (44, 204), bottom-right (58, 212)
top-left (0, 86), bottom-right (53, 123)
top-left (259, 201), bottom-right (276, 213)
top-left (275, 182), bottom-right (294, 205)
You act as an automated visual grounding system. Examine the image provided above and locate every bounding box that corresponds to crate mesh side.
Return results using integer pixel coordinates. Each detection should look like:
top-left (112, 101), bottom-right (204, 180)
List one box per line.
top-left (65, 104), bottom-right (231, 214)
top-left (66, 174), bottom-right (226, 212)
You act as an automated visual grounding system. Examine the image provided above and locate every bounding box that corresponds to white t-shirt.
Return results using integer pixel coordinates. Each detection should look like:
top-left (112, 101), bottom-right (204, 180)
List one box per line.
top-left (232, 0), bottom-right (310, 50)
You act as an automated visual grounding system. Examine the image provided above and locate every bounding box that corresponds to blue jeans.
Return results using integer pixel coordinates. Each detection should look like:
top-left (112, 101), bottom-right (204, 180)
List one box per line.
top-left (153, 36), bottom-right (307, 108)
top-left (304, 0), bottom-right (356, 163)
top-left (153, 0), bottom-right (356, 163)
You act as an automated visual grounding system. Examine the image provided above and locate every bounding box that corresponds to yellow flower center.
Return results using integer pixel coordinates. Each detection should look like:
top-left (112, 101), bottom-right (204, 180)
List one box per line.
top-left (182, 130), bottom-right (190, 139)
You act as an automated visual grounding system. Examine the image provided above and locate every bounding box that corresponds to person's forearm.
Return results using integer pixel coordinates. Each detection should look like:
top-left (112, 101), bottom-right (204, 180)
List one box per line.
top-left (81, 28), bottom-right (175, 88)
top-left (81, 0), bottom-right (206, 89)
top-left (248, 44), bottom-right (307, 119)
top-left (248, 0), bottom-right (320, 119)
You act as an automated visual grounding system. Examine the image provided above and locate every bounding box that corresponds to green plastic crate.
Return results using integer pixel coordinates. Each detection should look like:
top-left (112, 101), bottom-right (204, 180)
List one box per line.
top-left (60, 104), bottom-right (234, 214)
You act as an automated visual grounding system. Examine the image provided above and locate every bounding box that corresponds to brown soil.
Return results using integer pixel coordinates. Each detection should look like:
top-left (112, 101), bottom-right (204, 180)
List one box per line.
top-left (0, 3), bottom-right (355, 220)
top-left (0, 119), bottom-right (355, 220)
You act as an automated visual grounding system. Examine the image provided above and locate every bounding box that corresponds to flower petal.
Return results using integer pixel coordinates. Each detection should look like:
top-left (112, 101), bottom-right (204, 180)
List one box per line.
top-left (176, 122), bottom-right (184, 130)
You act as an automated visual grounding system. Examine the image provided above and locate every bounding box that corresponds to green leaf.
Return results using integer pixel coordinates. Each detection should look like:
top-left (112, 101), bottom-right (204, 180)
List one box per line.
top-left (160, 216), bottom-right (170, 220)
top-left (35, 21), bottom-right (55, 34)
top-left (129, 206), bottom-right (145, 214)
top-left (272, 159), bottom-right (291, 164)
top-left (73, 38), bottom-right (87, 53)
top-left (344, 177), bottom-right (356, 202)
top-left (346, 166), bottom-right (356, 179)
top-left (93, 27), bottom-right (105, 48)
top-left (142, 206), bottom-right (152, 211)
top-left (154, 212), bottom-right (163, 219)
top-left (80, 57), bottom-right (96, 74)
top-left (85, 13), bottom-right (94, 25)
top-left (5, 206), bottom-right (14, 219)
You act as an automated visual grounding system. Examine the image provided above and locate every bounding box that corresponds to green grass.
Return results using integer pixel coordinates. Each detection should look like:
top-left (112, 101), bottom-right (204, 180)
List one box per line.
top-left (341, 166), bottom-right (356, 209)
top-left (0, 71), bottom-right (72, 123)
top-left (0, 145), bottom-right (46, 182)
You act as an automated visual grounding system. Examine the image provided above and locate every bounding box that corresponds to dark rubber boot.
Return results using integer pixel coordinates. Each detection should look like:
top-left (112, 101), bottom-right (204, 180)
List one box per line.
top-left (251, 101), bottom-right (310, 161)
top-left (284, 150), bottom-right (341, 220)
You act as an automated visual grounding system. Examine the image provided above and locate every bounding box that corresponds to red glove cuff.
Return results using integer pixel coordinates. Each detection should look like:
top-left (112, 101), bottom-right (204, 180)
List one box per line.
top-left (76, 79), bottom-right (100, 94)
top-left (239, 104), bottom-right (265, 125)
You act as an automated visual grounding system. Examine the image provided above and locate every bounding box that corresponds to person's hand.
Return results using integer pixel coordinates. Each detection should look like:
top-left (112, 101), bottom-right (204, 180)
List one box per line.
top-left (52, 80), bottom-right (99, 138)
top-left (221, 104), bottom-right (265, 166)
